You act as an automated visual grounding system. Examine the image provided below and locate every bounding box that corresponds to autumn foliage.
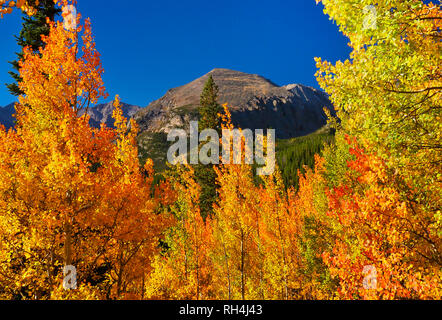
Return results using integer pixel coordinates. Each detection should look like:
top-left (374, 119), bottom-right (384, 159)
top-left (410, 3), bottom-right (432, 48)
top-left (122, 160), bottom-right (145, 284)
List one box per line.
top-left (0, 9), bottom-right (171, 299)
top-left (0, 0), bottom-right (440, 300)
top-left (0, 0), bottom-right (37, 17)
top-left (322, 136), bottom-right (441, 299)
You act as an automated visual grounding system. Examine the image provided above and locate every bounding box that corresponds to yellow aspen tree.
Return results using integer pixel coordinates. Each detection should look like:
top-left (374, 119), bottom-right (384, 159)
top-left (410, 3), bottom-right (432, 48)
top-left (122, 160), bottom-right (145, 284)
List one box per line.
top-left (258, 170), bottom-right (297, 300)
top-left (145, 165), bottom-right (213, 300)
top-left (209, 106), bottom-right (263, 300)
top-left (315, 0), bottom-right (441, 260)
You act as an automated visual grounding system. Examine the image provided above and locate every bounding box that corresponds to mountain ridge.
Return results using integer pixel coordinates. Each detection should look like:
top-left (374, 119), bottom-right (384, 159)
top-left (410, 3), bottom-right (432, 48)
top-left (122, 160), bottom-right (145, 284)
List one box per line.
top-left (0, 103), bottom-right (16, 130)
top-left (134, 68), bottom-right (335, 139)
top-left (0, 102), bottom-right (142, 130)
top-left (0, 69), bottom-right (335, 144)
top-left (78, 101), bottom-right (142, 128)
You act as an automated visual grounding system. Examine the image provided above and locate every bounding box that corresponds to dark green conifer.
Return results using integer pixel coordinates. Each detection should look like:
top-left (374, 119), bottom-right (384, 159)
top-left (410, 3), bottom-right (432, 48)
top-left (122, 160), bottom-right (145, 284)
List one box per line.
top-left (6, 0), bottom-right (60, 96)
top-left (195, 75), bottom-right (222, 219)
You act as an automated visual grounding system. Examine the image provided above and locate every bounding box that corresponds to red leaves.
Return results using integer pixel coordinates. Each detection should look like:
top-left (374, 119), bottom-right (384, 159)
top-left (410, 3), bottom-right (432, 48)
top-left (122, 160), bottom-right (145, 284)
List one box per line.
top-left (320, 137), bottom-right (441, 299)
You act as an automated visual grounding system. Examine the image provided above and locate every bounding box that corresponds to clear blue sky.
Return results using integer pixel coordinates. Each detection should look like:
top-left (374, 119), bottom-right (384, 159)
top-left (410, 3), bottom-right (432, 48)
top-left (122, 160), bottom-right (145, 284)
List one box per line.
top-left (0, 0), bottom-right (351, 107)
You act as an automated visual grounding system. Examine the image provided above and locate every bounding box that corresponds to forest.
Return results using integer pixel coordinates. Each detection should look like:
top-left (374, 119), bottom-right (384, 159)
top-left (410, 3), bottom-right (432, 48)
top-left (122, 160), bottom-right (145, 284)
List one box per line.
top-left (0, 0), bottom-right (440, 300)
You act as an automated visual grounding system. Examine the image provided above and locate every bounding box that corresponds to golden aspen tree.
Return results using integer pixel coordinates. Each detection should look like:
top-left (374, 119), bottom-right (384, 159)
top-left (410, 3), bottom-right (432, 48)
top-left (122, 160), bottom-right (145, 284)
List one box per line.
top-left (208, 106), bottom-right (263, 300)
top-left (257, 171), bottom-right (297, 300)
top-left (211, 162), bottom-right (261, 300)
top-left (145, 165), bottom-right (213, 300)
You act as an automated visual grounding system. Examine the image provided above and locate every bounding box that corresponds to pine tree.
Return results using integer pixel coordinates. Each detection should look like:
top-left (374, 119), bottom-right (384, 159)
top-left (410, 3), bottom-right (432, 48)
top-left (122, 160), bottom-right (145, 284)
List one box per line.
top-left (195, 75), bottom-right (222, 219)
top-left (199, 75), bottom-right (221, 132)
top-left (6, 0), bottom-right (60, 96)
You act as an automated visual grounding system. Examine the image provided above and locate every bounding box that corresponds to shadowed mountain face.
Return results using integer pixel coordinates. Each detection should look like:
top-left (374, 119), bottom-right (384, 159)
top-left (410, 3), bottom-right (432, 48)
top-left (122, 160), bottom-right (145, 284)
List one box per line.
top-left (0, 102), bottom-right (141, 130)
top-left (134, 68), bottom-right (335, 139)
top-left (0, 103), bottom-right (16, 130)
top-left (79, 101), bottom-right (142, 128)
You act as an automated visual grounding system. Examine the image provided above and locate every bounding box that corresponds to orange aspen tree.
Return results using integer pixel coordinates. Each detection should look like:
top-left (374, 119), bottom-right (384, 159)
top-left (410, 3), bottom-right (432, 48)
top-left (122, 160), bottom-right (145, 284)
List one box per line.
top-left (287, 155), bottom-right (337, 299)
top-left (0, 11), bottom-right (107, 299)
top-left (0, 8), bottom-right (169, 299)
top-left (323, 137), bottom-right (442, 299)
top-left (87, 99), bottom-right (172, 300)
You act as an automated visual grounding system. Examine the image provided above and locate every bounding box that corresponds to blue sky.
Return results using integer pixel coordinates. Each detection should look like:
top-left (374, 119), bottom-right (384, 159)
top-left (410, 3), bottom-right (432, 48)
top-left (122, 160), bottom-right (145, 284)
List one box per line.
top-left (0, 0), bottom-right (351, 107)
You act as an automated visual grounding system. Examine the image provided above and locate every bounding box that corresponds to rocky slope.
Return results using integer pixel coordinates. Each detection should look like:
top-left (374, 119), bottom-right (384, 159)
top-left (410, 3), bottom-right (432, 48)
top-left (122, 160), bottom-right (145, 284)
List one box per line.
top-left (78, 101), bottom-right (142, 128)
top-left (134, 68), bottom-right (335, 139)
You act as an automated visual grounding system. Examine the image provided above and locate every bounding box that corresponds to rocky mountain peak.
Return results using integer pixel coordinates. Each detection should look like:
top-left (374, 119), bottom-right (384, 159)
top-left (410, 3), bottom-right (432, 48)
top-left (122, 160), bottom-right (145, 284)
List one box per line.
top-left (134, 68), bottom-right (335, 139)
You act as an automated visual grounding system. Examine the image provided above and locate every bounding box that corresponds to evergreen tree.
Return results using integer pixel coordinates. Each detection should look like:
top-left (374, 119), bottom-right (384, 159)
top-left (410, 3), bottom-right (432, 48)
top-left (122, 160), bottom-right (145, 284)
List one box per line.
top-left (199, 75), bottom-right (221, 132)
top-left (6, 0), bottom-right (60, 96)
top-left (195, 75), bottom-right (222, 219)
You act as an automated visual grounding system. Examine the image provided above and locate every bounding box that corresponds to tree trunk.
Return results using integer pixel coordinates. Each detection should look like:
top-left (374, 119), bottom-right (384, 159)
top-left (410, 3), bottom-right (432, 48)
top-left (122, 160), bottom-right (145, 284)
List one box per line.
top-left (240, 230), bottom-right (245, 300)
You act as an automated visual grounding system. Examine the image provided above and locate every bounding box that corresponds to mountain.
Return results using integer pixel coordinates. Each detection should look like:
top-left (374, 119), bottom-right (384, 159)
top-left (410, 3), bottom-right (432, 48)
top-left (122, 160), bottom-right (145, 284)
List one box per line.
top-left (0, 103), bottom-right (16, 130)
top-left (1, 69), bottom-right (334, 137)
top-left (0, 69), bottom-right (335, 172)
top-left (79, 101), bottom-right (142, 128)
top-left (133, 68), bottom-right (335, 170)
top-left (134, 68), bottom-right (335, 139)
top-left (0, 102), bottom-right (141, 130)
